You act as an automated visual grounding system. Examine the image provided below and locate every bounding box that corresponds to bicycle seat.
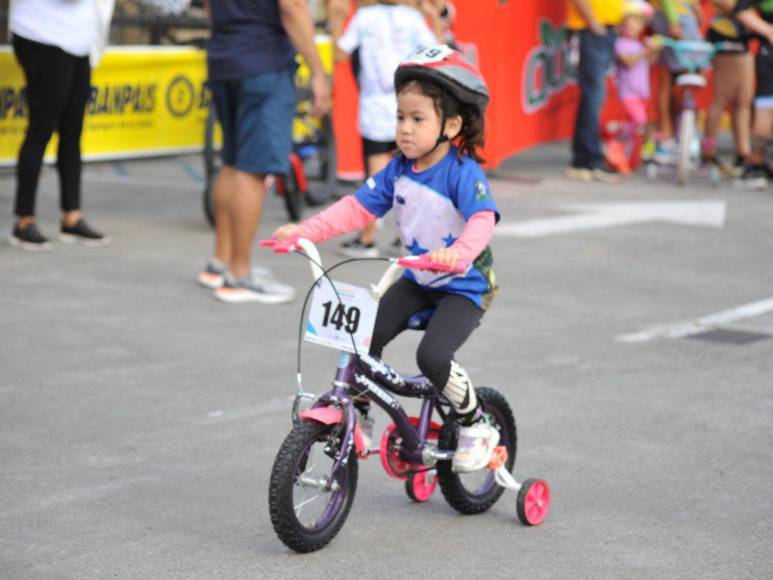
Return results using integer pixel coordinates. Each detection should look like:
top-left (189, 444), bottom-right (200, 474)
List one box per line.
top-left (676, 73), bottom-right (706, 88)
top-left (406, 308), bottom-right (435, 331)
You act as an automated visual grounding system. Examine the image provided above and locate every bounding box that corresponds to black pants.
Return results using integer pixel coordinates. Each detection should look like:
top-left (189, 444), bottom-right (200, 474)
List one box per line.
top-left (369, 278), bottom-right (484, 389)
top-left (13, 35), bottom-right (91, 217)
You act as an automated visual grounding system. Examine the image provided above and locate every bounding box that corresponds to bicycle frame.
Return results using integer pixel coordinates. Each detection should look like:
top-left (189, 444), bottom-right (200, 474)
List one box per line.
top-left (301, 348), bottom-right (452, 480)
top-left (260, 237), bottom-right (464, 487)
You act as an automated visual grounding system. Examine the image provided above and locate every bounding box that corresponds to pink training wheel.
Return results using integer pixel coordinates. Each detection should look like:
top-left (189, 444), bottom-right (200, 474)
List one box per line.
top-left (516, 478), bottom-right (551, 526)
top-left (405, 470), bottom-right (438, 503)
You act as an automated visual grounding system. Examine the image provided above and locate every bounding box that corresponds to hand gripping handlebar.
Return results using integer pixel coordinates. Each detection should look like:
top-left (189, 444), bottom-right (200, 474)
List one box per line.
top-left (260, 239), bottom-right (466, 300)
top-left (397, 254), bottom-right (467, 274)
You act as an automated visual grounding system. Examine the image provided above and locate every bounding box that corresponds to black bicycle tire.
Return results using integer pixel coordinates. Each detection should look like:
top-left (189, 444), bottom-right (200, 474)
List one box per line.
top-left (282, 166), bottom-right (304, 222)
top-left (437, 387), bottom-right (517, 515)
top-left (304, 115), bottom-right (338, 207)
top-left (268, 421), bottom-right (358, 553)
top-left (202, 101), bottom-right (218, 227)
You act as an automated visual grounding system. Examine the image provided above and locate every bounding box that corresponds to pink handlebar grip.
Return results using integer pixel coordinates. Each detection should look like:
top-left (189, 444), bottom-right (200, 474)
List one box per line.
top-left (259, 238), bottom-right (298, 254)
top-left (398, 255), bottom-right (465, 274)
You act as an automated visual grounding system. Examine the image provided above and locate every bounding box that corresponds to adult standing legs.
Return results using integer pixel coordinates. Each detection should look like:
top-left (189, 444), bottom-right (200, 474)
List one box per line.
top-left (56, 53), bottom-right (91, 228)
top-left (12, 35), bottom-right (107, 249)
top-left (228, 170), bottom-right (267, 279)
top-left (200, 69), bottom-right (296, 303)
top-left (570, 29), bottom-right (617, 181)
top-left (12, 36), bottom-right (71, 248)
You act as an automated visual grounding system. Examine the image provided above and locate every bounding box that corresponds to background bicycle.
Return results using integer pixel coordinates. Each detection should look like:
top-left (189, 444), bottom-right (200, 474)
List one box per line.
top-left (202, 36), bottom-right (337, 225)
top-left (644, 38), bottom-right (715, 185)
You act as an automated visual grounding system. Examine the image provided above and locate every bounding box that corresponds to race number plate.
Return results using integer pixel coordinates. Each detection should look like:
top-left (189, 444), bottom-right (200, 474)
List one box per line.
top-left (305, 280), bottom-right (377, 353)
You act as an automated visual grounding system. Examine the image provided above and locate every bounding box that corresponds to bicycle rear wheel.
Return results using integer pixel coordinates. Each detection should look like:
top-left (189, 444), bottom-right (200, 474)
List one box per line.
top-left (677, 108), bottom-right (695, 185)
top-left (299, 114), bottom-right (337, 206)
top-left (202, 101), bottom-right (219, 227)
top-left (278, 161), bottom-right (304, 222)
top-left (269, 421), bottom-right (358, 552)
top-left (437, 387), bottom-right (517, 515)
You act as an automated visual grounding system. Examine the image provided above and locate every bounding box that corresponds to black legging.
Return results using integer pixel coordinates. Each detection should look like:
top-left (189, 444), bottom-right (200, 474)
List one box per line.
top-left (13, 34), bottom-right (91, 217)
top-left (369, 277), bottom-right (484, 389)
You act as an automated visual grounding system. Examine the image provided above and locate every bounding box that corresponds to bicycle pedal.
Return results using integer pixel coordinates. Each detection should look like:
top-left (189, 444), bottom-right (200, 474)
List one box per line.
top-left (487, 445), bottom-right (508, 470)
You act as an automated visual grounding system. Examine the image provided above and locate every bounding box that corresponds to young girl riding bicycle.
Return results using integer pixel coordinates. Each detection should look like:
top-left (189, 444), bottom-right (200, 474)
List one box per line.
top-left (273, 45), bottom-right (499, 472)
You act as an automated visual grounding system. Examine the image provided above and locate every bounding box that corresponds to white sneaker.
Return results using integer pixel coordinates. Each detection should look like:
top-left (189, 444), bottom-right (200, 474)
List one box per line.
top-left (214, 269), bottom-right (295, 304)
top-left (565, 167), bottom-right (593, 181)
top-left (197, 259), bottom-right (227, 289)
top-left (198, 262), bottom-right (280, 291)
top-left (452, 421), bottom-right (500, 473)
top-left (338, 238), bottom-right (379, 259)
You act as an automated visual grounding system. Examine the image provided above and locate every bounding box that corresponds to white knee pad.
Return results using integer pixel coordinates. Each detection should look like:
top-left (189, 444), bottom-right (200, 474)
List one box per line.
top-left (442, 361), bottom-right (477, 415)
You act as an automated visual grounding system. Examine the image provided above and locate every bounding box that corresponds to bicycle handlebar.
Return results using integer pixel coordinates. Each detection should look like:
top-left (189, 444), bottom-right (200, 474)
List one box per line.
top-left (260, 238), bottom-right (466, 299)
top-left (259, 238), bottom-right (297, 254)
top-left (397, 255), bottom-right (466, 274)
top-left (260, 237), bottom-right (324, 282)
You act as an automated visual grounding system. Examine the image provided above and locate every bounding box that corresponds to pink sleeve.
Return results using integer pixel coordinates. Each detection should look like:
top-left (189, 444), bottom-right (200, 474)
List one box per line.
top-left (450, 210), bottom-right (496, 266)
top-left (299, 195), bottom-right (378, 244)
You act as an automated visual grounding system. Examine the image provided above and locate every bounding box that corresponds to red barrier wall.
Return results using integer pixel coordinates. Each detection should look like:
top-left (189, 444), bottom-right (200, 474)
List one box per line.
top-left (331, 0), bottom-right (712, 177)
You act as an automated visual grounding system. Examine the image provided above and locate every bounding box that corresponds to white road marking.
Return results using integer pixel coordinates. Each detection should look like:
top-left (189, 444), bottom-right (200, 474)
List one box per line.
top-left (616, 297), bottom-right (773, 343)
top-left (202, 395), bottom-right (296, 425)
top-left (496, 201), bottom-right (727, 238)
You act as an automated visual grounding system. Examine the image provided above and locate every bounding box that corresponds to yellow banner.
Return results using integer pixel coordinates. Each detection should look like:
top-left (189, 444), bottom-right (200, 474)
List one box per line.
top-left (0, 38), bottom-right (332, 168)
top-left (0, 46), bottom-right (212, 166)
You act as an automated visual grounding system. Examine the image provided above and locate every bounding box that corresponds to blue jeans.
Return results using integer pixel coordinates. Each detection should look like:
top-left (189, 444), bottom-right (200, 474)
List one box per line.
top-left (572, 29), bottom-right (616, 170)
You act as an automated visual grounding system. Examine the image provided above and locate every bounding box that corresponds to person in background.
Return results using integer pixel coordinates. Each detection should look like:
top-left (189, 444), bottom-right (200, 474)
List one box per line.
top-left (566, 0), bottom-right (626, 183)
top-left (703, 3), bottom-right (754, 176)
top-left (649, 0), bottom-right (704, 164)
top-left (197, 0), bottom-right (330, 303)
top-left (335, 0), bottom-right (438, 258)
top-left (719, 0), bottom-right (773, 188)
top-left (9, 0), bottom-right (115, 250)
top-left (613, 0), bottom-right (662, 164)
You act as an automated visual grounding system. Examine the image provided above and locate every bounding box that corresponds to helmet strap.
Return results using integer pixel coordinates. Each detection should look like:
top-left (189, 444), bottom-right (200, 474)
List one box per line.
top-left (431, 109), bottom-right (450, 153)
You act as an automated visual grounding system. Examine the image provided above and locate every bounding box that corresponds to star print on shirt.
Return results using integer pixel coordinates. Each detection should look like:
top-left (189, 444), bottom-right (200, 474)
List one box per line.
top-left (406, 238), bottom-right (428, 255)
top-left (442, 233), bottom-right (457, 247)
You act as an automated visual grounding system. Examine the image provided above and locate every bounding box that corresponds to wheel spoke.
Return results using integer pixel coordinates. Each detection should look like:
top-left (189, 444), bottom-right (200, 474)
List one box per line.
top-left (294, 492), bottom-right (324, 515)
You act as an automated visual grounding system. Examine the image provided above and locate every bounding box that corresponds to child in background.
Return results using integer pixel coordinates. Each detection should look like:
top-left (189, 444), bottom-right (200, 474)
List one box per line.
top-left (335, 0), bottom-right (438, 258)
top-left (614, 1), bottom-right (662, 166)
top-left (703, 8), bottom-right (754, 176)
top-left (274, 46), bottom-right (501, 471)
top-left (650, 0), bottom-right (704, 163)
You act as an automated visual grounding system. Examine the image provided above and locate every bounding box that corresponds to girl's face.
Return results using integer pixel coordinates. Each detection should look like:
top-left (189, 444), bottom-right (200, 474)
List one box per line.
top-left (622, 15), bottom-right (646, 38)
top-left (396, 87), bottom-right (444, 161)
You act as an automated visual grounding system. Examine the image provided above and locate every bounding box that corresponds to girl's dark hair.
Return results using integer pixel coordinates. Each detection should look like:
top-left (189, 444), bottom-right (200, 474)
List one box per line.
top-left (396, 78), bottom-right (486, 164)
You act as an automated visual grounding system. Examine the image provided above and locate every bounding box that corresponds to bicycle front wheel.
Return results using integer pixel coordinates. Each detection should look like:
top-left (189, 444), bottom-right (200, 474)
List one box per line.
top-left (268, 421), bottom-right (358, 552)
top-left (677, 108), bottom-right (695, 185)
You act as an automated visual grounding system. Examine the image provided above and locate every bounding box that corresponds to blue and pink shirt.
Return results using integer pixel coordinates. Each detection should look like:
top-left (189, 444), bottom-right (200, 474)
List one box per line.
top-left (355, 148), bottom-right (499, 309)
top-left (297, 148), bottom-right (499, 308)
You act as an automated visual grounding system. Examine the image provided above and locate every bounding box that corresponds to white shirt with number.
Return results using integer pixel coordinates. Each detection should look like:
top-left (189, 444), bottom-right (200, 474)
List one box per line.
top-left (337, 4), bottom-right (437, 142)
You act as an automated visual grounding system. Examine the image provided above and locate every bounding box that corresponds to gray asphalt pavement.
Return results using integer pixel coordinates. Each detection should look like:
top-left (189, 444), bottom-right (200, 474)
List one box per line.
top-left (1, 144), bottom-right (772, 579)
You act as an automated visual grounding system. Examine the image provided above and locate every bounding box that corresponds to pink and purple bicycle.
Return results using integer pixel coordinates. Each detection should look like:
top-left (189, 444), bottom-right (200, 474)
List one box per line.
top-left (262, 238), bottom-right (551, 553)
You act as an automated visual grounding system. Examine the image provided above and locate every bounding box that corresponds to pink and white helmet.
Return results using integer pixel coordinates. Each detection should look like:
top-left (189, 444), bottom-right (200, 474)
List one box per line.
top-left (394, 45), bottom-right (490, 115)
